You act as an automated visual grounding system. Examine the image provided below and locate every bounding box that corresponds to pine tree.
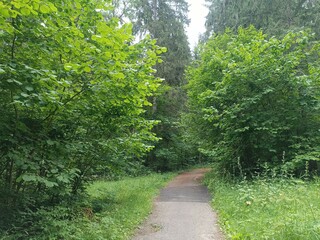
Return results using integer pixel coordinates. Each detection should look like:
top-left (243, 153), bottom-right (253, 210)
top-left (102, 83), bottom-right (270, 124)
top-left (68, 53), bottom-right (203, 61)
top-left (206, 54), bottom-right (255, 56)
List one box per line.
top-left (204, 0), bottom-right (320, 39)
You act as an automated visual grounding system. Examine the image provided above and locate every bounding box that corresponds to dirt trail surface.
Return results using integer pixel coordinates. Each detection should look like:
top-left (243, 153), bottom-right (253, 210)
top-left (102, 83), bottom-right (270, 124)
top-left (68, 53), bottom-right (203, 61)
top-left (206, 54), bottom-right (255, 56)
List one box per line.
top-left (132, 168), bottom-right (224, 240)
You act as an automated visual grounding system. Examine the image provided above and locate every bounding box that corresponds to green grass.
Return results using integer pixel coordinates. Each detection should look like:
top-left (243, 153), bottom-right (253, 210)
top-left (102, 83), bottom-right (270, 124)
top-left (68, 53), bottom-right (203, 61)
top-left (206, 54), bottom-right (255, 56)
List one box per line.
top-left (0, 173), bottom-right (174, 240)
top-left (204, 172), bottom-right (320, 240)
top-left (69, 173), bottom-right (175, 240)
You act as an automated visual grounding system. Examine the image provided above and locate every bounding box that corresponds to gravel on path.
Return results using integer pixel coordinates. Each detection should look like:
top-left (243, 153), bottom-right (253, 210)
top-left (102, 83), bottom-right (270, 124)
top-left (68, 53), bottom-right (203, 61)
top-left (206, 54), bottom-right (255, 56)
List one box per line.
top-left (132, 168), bottom-right (224, 240)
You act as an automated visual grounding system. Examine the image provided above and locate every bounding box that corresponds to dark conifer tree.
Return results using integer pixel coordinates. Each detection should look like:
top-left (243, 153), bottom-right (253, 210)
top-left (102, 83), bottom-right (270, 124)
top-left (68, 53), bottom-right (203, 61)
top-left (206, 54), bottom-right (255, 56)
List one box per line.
top-left (204, 0), bottom-right (320, 39)
top-left (118, 0), bottom-right (192, 170)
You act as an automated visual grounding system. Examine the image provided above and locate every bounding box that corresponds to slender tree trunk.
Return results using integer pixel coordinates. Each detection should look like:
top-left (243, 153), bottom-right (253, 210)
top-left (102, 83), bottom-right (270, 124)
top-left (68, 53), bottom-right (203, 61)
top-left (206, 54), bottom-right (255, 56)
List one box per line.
top-left (152, 0), bottom-right (158, 20)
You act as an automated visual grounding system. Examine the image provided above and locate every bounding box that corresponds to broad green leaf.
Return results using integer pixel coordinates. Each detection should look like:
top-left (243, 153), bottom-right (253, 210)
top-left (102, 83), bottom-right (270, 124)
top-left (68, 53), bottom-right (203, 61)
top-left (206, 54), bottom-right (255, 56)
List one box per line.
top-left (39, 5), bottom-right (50, 14)
top-left (21, 174), bottom-right (37, 182)
top-left (48, 3), bottom-right (57, 12)
top-left (0, 8), bottom-right (10, 17)
top-left (64, 64), bottom-right (73, 71)
top-left (25, 86), bottom-right (34, 91)
top-left (83, 66), bottom-right (91, 73)
top-left (113, 72), bottom-right (125, 79)
top-left (43, 180), bottom-right (58, 188)
top-left (20, 7), bottom-right (30, 16)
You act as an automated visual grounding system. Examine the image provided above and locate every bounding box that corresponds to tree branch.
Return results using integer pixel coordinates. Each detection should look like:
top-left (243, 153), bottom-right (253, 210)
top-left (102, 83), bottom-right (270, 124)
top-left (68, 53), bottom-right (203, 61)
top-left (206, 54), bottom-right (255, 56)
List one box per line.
top-left (42, 87), bottom-right (87, 123)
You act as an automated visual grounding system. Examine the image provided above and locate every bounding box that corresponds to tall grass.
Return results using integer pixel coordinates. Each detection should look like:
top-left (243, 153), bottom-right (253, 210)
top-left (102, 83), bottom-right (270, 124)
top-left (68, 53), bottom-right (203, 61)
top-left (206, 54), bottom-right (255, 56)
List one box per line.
top-left (0, 173), bottom-right (174, 240)
top-left (72, 173), bottom-right (175, 240)
top-left (204, 171), bottom-right (320, 240)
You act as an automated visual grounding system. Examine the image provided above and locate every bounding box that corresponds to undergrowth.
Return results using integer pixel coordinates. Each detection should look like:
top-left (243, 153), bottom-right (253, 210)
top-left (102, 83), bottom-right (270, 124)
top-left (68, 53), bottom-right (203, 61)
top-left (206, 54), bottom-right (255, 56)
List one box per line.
top-left (204, 170), bottom-right (320, 240)
top-left (0, 173), bottom-right (174, 240)
top-left (73, 173), bottom-right (175, 240)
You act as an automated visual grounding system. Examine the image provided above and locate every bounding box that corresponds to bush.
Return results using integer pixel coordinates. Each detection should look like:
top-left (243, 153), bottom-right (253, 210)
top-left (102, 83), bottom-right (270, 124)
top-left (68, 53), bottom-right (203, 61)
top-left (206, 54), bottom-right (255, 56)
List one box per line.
top-left (187, 27), bottom-right (320, 176)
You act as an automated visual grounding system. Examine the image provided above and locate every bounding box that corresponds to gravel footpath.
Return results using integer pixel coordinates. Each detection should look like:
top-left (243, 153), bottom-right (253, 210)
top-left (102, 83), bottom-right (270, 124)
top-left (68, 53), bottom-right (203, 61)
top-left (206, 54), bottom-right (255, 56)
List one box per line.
top-left (132, 168), bottom-right (224, 240)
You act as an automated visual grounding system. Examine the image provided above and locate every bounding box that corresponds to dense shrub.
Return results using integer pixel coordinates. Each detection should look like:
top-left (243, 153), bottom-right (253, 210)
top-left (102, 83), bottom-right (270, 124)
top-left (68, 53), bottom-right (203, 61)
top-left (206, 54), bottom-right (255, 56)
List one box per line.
top-left (0, 0), bottom-right (164, 227)
top-left (187, 27), bottom-right (320, 176)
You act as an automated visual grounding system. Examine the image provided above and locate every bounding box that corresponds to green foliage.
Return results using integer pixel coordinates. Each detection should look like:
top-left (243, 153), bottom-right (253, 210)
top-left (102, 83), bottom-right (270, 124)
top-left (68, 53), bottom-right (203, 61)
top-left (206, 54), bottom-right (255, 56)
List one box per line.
top-left (187, 27), bottom-right (320, 175)
top-left (0, 0), bottom-right (165, 230)
top-left (115, 0), bottom-right (192, 171)
top-left (204, 170), bottom-right (320, 239)
top-left (0, 173), bottom-right (175, 239)
top-left (145, 86), bottom-right (198, 171)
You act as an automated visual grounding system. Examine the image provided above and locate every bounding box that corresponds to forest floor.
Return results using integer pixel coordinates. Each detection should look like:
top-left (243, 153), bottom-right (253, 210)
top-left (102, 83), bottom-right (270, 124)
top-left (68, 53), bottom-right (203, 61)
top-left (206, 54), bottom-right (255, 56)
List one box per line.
top-left (132, 168), bottom-right (224, 240)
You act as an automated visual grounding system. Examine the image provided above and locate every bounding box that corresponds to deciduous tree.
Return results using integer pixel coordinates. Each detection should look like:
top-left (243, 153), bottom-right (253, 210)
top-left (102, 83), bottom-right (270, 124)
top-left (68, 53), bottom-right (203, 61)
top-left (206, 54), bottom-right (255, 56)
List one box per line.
top-left (187, 27), bottom-right (320, 175)
top-left (0, 0), bottom-right (165, 210)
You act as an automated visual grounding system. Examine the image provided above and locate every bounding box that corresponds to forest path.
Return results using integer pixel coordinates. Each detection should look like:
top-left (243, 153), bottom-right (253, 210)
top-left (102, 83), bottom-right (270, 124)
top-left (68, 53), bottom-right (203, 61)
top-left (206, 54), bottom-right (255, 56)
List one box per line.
top-left (132, 168), bottom-right (224, 240)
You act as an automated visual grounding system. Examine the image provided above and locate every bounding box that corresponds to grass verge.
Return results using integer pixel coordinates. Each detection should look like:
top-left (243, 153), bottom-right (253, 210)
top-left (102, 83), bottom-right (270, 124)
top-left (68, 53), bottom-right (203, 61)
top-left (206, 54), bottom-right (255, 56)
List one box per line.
top-left (204, 171), bottom-right (320, 240)
top-left (0, 173), bottom-right (175, 240)
top-left (71, 173), bottom-right (175, 240)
